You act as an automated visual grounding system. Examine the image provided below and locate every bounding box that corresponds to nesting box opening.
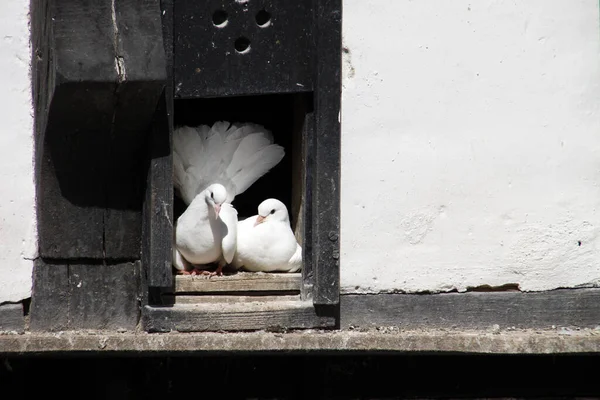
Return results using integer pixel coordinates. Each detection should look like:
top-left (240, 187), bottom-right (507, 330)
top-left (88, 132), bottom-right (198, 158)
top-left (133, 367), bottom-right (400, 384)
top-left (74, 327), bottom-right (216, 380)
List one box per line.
top-left (170, 92), bottom-right (312, 289)
top-left (173, 92), bottom-right (311, 242)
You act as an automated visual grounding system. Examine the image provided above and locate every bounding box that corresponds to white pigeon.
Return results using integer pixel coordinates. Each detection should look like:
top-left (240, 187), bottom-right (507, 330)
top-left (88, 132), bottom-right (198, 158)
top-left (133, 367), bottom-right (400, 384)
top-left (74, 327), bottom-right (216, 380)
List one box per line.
top-left (232, 198), bottom-right (302, 273)
top-left (172, 122), bottom-right (285, 275)
top-left (174, 183), bottom-right (237, 276)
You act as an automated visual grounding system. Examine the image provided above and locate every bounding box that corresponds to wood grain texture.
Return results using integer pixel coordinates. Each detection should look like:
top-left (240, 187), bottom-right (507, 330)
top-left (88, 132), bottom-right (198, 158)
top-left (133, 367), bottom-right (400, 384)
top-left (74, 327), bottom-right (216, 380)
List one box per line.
top-left (68, 262), bottom-right (141, 330)
top-left (312, 0), bottom-right (342, 305)
top-left (174, 273), bottom-right (301, 294)
top-left (30, 260), bottom-right (141, 331)
top-left (143, 300), bottom-right (335, 332)
top-left (143, 93), bottom-right (173, 289)
top-left (341, 289), bottom-right (600, 329)
top-left (162, 294), bottom-right (301, 304)
top-left (35, 0), bottom-right (117, 259)
top-left (173, 0), bottom-right (313, 98)
top-left (300, 95), bottom-right (315, 300)
top-left (0, 304), bottom-right (24, 333)
top-left (32, 0), bottom-right (166, 260)
top-left (142, 0), bottom-right (174, 290)
top-left (29, 261), bottom-right (69, 332)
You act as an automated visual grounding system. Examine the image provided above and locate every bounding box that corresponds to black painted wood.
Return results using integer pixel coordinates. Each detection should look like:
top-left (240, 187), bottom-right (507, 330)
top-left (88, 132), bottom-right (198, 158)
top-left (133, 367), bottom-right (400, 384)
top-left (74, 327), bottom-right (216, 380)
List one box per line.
top-left (142, 0), bottom-right (174, 291)
top-left (34, 0), bottom-right (116, 259)
top-left (32, 0), bottom-right (166, 260)
top-left (105, 0), bottom-right (167, 258)
top-left (29, 260), bottom-right (69, 332)
top-left (143, 93), bottom-right (174, 290)
top-left (173, 0), bottom-right (314, 98)
top-left (30, 260), bottom-right (141, 331)
top-left (145, 0), bottom-right (342, 330)
top-left (142, 302), bottom-right (336, 332)
top-left (0, 304), bottom-right (24, 333)
top-left (312, 0), bottom-right (342, 306)
top-left (299, 95), bottom-right (316, 300)
top-left (69, 263), bottom-right (141, 330)
top-left (341, 290), bottom-right (600, 329)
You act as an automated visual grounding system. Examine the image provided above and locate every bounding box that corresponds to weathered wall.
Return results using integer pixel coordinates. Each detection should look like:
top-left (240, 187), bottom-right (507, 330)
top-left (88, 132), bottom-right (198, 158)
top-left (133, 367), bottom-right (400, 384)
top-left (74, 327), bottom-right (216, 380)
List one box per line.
top-left (0, 1), bottom-right (36, 303)
top-left (340, 0), bottom-right (600, 293)
top-left (2, 0), bottom-right (600, 302)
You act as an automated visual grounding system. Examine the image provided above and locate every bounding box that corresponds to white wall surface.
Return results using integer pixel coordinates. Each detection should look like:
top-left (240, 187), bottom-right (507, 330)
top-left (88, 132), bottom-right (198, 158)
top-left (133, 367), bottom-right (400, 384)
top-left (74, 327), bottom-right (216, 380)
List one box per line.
top-left (2, 0), bottom-right (600, 302)
top-left (341, 0), bottom-right (600, 293)
top-left (0, 1), bottom-right (36, 303)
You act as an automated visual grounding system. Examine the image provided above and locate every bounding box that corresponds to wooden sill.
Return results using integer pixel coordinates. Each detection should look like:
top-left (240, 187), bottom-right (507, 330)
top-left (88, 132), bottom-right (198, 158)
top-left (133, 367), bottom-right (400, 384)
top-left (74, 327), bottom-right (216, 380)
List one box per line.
top-left (172, 272), bottom-right (302, 294)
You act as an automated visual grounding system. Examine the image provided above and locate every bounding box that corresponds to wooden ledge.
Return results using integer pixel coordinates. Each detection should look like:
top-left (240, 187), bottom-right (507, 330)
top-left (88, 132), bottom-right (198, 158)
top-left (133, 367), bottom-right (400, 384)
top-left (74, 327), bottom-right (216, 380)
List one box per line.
top-left (173, 272), bottom-right (302, 293)
top-left (2, 329), bottom-right (600, 355)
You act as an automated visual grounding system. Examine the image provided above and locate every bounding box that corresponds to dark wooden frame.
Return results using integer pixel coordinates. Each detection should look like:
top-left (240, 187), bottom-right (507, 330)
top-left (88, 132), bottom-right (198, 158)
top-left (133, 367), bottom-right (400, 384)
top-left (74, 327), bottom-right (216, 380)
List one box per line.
top-left (141, 0), bottom-right (342, 332)
top-left (340, 288), bottom-right (600, 330)
top-left (29, 0), bottom-right (166, 331)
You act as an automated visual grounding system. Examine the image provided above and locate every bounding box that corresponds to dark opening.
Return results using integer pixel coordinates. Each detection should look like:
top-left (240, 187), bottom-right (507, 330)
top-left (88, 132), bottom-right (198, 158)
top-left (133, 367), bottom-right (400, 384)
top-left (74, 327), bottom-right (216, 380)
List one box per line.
top-left (234, 37), bottom-right (251, 53)
top-left (173, 93), bottom-right (312, 241)
top-left (212, 10), bottom-right (228, 27)
top-left (255, 9), bottom-right (271, 27)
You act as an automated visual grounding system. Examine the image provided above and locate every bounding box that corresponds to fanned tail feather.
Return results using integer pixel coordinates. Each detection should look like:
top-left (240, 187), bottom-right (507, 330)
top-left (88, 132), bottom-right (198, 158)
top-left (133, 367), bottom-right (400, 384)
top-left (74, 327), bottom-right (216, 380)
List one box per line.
top-left (173, 121), bottom-right (285, 205)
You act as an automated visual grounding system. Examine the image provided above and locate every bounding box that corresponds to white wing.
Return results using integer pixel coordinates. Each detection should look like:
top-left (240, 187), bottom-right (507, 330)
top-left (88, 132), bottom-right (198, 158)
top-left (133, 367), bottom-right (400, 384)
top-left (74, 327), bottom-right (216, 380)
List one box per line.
top-left (286, 243), bottom-right (303, 272)
top-left (219, 203), bottom-right (238, 264)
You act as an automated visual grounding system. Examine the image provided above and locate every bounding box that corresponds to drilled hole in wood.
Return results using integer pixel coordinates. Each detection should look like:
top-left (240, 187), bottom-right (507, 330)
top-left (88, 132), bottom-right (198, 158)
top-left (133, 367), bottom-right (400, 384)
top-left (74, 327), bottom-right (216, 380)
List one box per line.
top-left (212, 10), bottom-right (228, 27)
top-left (234, 37), bottom-right (251, 53)
top-left (255, 9), bottom-right (271, 27)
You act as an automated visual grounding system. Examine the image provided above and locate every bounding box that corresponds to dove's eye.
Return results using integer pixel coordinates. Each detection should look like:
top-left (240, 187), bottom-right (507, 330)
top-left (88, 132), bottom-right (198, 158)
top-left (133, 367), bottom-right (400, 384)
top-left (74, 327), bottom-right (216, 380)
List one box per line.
top-left (211, 192), bottom-right (214, 199)
top-left (270, 209), bottom-right (275, 215)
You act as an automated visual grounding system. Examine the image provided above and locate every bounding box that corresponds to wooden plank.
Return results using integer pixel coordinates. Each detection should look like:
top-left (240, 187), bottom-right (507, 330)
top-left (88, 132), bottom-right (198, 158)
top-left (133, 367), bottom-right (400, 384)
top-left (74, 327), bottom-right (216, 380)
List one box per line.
top-left (30, 260), bottom-right (141, 331)
top-left (143, 93), bottom-right (173, 289)
top-left (29, 260), bottom-right (69, 332)
top-left (312, 0), bottom-right (342, 305)
top-left (142, 0), bottom-right (174, 289)
top-left (174, 273), bottom-right (302, 293)
top-left (173, 0), bottom-right (313, 98)
top-left (162, 294), bottom-right (301, 305)
top-left (33, 0), bottom-right (166, 260)
top-left (68, 262), bottom-right (141, 330)
top-left (341, 289), bottom-right (600, 329)
top-left (300, 95), bottom-right (315, 300)
top-left (0, 304), bottom-right (24, 333)
top-left (104, 0), bottom-right (167, 259)
top-left (35, 0), bottom-right (117, 259)
top-left (143, 301), bottom-right (335, 332)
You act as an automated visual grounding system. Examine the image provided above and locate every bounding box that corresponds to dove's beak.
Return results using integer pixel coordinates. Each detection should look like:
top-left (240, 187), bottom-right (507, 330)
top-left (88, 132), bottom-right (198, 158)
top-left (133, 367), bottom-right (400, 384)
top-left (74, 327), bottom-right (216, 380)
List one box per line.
top-left (254, 215), bottom-right (266, 227)
top-left (213, 204), bottom-right (221, 217)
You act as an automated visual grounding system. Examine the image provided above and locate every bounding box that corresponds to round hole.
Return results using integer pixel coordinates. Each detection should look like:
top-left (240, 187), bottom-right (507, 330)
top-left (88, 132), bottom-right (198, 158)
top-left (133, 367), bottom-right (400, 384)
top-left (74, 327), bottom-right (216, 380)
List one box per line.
top-left (212, 10), bottom-right (228, 27)
top-left (255, 9), bottom-right (271, 27)
top-left (234, 37), bottom-right (251, 53)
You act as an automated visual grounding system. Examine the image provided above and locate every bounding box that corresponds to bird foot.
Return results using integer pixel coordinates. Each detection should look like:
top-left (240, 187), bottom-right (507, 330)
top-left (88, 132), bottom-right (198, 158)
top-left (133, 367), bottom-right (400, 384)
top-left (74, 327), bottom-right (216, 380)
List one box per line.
top-left (187, 265), bottom-right (224, 277)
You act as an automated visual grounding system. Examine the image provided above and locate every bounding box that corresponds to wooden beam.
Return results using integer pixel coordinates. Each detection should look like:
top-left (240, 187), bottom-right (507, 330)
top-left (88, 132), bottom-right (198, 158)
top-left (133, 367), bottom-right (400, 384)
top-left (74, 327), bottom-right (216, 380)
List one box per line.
top-left (29, 260), bottom-right (69, 332)
top-left (173, 273), bottom-right (302, 294)
top-left (32, 0), bottom-right (166, 260)
top-left (340, 289), bottom-right (600, 330)
top-left (0, 304), bottom-right (24, 333)
top-left (312, 0), bottom-right (342, 305)
top-left (30, 260), bottom-right (141, 331)
top-left (142, 0), bottom-right (174, 290)
top-left (143, 300), bottom-right (335, 332)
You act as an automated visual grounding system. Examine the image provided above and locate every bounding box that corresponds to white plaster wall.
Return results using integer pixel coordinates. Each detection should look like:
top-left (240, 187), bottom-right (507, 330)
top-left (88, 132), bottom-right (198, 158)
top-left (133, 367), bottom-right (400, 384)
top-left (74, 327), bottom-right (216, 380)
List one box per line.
top-left (2, 0), bottom-right (600, 301)
top-left (341, 0), bottom-right (600, 293)
top-left (0, 1), bottom-right (36, 303)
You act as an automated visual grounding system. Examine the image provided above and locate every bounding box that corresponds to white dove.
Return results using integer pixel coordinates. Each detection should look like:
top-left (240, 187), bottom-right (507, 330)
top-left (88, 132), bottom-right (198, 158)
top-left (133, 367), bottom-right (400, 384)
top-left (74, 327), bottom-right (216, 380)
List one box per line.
top-left (232, 198), bottom-right (302, 273)
top-left (172, 122), bottom-right (285, 276)
top-left (174, 184), bottom-right (237, 276)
